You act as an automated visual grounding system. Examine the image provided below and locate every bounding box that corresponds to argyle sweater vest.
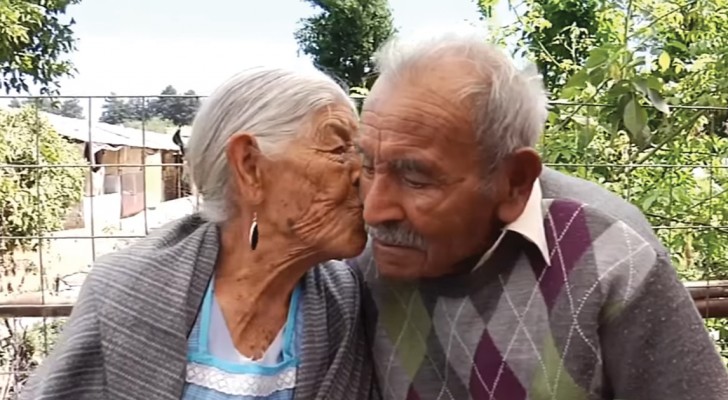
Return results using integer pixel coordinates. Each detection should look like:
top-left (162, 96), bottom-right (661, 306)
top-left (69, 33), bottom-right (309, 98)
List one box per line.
top-left (353, 198), bottom-right (728, 400)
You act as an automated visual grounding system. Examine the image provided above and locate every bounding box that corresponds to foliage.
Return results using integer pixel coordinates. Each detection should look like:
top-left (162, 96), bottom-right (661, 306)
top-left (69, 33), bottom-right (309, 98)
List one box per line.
top-left (350, 86), bottom-right (369, 112)
top-left (0, 0), bottom-right (81, 95)
top-left (150, 86), bottom-right (200, 127)
top-left (0, 107), bottom-right (84, 255)
top-left (0, 318), bottom-right (66, 398)
top-left (98, 93), bottom-right (129, 125)
top-left (477, 0), bottom-right (728, 364)
top-left (9, 98), bottom-right (83, 119)
top-left (99, 86), bottom-right (200, 128)
top-left (294, 0), bottom-right (396, 90)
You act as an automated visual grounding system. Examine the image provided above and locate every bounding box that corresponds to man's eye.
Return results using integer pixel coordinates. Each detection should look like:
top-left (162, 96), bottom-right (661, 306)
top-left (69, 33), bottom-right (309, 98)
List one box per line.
top-left (402, 176), bottom-right (428, 189)
top-left (332, 145), bottom-right (347, 154)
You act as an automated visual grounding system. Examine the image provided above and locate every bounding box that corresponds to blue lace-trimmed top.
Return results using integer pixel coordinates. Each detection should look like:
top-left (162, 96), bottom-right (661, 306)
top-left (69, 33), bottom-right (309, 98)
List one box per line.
top-left (181, 279), bottom-right (303, 400)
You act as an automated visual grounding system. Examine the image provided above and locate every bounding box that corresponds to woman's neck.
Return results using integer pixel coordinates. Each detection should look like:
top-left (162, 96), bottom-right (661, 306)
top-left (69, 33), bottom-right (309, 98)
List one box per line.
top-left (214, 218), bottom-right (319, 359)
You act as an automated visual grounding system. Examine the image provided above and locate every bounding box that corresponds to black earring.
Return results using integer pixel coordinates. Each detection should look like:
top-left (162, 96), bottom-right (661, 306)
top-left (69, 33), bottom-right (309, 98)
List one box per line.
top-left (249, 212), bottom-right (259, 250)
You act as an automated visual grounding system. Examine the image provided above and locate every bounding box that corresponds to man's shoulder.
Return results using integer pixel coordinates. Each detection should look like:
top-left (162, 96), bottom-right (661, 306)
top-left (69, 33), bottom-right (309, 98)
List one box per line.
top-left (540, 168), bottom-right (644, 218)
top-left (540, 167), bottom-right (664, 252)
top-left (542, 198), bottom-right (663, 305)
top-left (543, 197), bottom-right (656, 257)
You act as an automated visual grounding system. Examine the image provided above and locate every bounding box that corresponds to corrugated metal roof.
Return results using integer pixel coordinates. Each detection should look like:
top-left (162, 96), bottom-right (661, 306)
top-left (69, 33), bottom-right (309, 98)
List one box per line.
top-left (41, 112), bottom-right (179, 151)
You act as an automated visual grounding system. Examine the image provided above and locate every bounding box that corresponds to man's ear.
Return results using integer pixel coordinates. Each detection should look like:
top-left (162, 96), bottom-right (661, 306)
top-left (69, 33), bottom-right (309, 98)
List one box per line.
top-left (496, 148), bottom-right (542, 224)
top-left (226, 132), bottom-right (265, 205)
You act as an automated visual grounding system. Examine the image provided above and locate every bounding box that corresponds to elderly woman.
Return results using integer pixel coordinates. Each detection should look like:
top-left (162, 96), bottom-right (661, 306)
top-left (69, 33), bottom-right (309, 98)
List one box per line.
top-left (21, 67), bottom-right (376, 400)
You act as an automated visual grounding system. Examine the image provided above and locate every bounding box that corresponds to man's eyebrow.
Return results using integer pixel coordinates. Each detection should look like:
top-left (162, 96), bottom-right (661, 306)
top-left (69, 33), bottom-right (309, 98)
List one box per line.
top-left (390, 158), bottom-right (430, 174)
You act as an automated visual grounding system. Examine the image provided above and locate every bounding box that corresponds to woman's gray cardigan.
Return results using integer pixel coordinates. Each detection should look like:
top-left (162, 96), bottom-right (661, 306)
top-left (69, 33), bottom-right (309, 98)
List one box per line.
top-left (20, 215), bottom-right (378, 400)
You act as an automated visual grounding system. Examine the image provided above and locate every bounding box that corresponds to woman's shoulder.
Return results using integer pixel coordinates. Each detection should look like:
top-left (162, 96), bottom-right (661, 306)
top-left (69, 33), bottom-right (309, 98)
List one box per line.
top-left (303, 260), bottom-right (362, 304)
top-left (87, 214), bottom-right (216, 293)
top-left (307, 259), bottom-right (361, 286)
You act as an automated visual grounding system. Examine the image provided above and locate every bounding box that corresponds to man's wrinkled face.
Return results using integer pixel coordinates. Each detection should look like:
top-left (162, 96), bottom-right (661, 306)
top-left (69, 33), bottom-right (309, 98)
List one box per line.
top-left (358, 76), bottom-right (502, 280)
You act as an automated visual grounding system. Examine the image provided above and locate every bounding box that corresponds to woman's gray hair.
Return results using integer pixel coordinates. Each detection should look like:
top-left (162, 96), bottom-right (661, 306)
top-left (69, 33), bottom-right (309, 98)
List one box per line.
top-left (373, 28), bottom-right (549, 173)
top-left (185, 66), bottom-right (354, 223)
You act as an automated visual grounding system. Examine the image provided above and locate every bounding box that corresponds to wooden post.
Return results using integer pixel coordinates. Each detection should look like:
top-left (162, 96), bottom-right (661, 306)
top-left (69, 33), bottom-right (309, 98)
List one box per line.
top-left (685, 281), bottom-right (728, 318)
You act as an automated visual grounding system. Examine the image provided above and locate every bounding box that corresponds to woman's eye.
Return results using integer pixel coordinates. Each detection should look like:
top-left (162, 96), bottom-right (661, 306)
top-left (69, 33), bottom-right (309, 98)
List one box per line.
top-left (361, 164), bottom-right (374, 176)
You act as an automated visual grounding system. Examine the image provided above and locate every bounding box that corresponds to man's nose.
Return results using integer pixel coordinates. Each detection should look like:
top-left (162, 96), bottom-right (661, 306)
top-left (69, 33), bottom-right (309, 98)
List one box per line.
top-left (362, 175), bottom-right (405, 226)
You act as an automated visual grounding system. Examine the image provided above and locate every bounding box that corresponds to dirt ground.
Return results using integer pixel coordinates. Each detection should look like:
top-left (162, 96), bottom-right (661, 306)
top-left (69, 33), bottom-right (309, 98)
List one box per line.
top-left (1, 196), bottom-right (200, 305)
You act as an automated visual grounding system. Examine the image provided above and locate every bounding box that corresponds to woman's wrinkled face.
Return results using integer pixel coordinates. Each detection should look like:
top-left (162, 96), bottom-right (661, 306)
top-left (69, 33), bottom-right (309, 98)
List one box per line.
top-left (259, 103), bottom-right (366, 259)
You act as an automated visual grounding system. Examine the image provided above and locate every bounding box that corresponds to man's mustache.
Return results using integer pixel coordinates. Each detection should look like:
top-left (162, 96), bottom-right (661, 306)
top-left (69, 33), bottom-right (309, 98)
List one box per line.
top-left (366, 223), bottom-right (427, 250)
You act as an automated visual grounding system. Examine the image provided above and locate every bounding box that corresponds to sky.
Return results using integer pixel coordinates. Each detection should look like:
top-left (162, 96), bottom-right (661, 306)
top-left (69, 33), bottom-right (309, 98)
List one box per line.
top-left (57, 0), bottom-right (513, 99)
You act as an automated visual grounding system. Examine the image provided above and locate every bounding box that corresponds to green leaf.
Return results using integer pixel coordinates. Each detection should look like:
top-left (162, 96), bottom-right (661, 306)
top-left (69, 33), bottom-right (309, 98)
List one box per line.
top-left (623, 97), bottom-right (648, 138)
top-left (608, 80), bottom-right (632, 96)
top-left (564, 69), bottom-right (588, 90)
top-left (547, 111), bottom-right (558, 126)
top-left (635, 125), bottom-right (652, 148)
top-left (586, 48), bottom-right (610, 68)
top-left (588, 67), bottom-right (607, 86)
top-left (658, 51), bottom-right (671, 72)
top-left (570, 115), bottom-right (590, 126)
top-left (632, 78), bottom-right (648, 96)
top-left (641, 191), bottom-right (659, 212)
top-left (647, 89), bottom-right (670, 114)
top-left (577, 125), bottom-right (596, 152)
top-left (667, 41), bottom-right (688, 52)
top-left (646, 76), bottom-right (663, 90)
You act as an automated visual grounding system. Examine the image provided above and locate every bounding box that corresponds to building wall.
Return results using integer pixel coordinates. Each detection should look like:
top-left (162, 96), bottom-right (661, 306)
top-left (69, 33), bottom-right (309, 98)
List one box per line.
top-left (100, 147), bottom-right (163, 217)
top-left (62, 145), bottom-right (166, 228)
top-left (162, 151), bottom-right (187, 201)
top-left (144, 151), bottom-right (163, 207)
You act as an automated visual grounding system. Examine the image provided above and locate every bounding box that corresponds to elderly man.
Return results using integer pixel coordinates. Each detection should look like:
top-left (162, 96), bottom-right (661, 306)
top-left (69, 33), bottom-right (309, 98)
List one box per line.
top-left (352, 31), bottom-right (728, 400)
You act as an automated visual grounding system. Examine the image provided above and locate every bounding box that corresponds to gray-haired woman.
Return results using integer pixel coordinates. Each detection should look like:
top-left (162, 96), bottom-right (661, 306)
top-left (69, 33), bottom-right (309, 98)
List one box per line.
top-left (21, 67), bottom-right (377, 400)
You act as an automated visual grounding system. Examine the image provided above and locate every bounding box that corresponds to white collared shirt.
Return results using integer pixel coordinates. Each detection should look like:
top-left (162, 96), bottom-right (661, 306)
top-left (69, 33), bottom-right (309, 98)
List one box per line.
top-left (473, 178), bottom-right (550, 271)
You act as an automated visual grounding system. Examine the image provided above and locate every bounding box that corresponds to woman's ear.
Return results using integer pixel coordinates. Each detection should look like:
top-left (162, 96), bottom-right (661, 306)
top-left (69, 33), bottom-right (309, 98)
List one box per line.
top-left (227, 132), bottom-right (265, 205)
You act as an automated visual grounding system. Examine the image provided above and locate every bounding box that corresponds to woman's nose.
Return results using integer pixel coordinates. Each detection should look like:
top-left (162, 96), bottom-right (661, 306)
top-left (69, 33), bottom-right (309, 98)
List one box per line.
top-left (350, 154), bottom-right (362, 188)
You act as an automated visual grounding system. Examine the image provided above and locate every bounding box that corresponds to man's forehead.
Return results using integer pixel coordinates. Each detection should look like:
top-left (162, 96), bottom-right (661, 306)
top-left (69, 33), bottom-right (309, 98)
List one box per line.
top-left (358, 111), bottom-right (476, 154)
top-left (357, 122), bottom-right (433, 151)
top-left (363, 81), bottom-right (473, 134)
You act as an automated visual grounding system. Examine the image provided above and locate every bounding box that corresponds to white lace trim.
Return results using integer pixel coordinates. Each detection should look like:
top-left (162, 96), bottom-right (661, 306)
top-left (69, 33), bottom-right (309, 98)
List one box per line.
top-left (185, 362), bottom-right (297, 396)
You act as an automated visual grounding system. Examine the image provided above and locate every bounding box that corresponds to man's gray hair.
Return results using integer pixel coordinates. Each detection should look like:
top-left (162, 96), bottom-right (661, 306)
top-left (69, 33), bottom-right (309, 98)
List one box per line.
top-left (185, 66), bottom-right (353, 223)
top-left (373, 29), bottom-right (549, 172)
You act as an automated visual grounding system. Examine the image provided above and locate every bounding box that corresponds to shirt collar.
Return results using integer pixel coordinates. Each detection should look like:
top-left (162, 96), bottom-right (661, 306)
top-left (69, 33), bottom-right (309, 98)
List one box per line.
top-left (473, 178), bottom-right (550, 271)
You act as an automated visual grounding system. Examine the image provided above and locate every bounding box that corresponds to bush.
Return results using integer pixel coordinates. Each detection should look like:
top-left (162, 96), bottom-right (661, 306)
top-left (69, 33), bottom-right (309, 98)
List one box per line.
top-left (0, 107), bottom-right (85, 255)
top-left (0, 318), bottom-right (67, 398)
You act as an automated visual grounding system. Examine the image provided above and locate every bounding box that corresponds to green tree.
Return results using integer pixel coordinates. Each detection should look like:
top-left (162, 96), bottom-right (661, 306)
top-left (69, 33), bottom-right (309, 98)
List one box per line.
top-left (152, 86), bottom-right (200, 127)
top-left (19, 98), bottom-right (83, 119)
top-left (477, 0), bottom-right (728, 363)
top-left (126, 97), bottom-right (148, 121)
top-left (99, 94), bottom-right (130, 125)
top-left (294, 0), bottom-right (396, 90)
top-left (0, 107), bottom-right (84, 256)
top-left (0, 0), bottom-right (81, 95)
top-left (57, 98), bottom-right (83, 119)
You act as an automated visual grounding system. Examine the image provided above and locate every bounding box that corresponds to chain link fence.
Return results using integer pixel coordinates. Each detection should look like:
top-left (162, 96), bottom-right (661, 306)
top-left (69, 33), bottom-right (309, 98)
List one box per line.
top-left (0, 95), bottom-right (727, 397)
